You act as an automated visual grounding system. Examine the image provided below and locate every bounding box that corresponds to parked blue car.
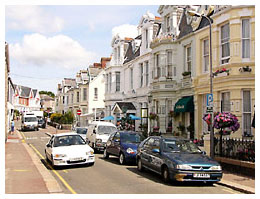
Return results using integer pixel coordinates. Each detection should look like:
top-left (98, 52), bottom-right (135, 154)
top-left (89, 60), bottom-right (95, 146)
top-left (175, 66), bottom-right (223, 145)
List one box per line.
top-left (136, 136), bottom-right (222, 184)
top-left (104, 131), bottom-right (145, 165)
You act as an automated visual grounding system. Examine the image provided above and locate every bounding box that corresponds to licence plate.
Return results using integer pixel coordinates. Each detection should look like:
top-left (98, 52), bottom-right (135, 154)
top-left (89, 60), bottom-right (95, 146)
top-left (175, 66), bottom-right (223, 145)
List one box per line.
top-left (70, 157), bottom-right (83, 161)
top-left (193, 173), bottom-right (210, 178)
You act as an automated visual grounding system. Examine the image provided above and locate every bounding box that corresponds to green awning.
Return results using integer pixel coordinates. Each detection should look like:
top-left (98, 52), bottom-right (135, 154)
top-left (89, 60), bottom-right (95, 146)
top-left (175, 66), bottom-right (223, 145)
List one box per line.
top-left (174, 96), bottom-right (194, 113)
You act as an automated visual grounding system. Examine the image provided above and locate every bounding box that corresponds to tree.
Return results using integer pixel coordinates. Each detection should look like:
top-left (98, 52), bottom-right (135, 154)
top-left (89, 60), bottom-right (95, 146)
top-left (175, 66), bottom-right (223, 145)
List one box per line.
top-left (39, 91), bottom-right (55, 98)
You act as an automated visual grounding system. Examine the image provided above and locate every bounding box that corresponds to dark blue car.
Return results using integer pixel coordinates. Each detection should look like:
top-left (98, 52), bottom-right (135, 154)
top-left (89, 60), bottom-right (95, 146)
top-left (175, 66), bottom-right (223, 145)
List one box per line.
top-left (136, 136), bottom-right (222, 184)
top-left (104, 131), bottom-right (145, 165)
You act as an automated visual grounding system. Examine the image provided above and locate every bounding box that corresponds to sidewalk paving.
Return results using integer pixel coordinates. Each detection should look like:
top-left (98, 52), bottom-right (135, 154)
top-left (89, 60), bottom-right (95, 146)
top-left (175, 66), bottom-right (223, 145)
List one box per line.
top-left (5, 123), bottom-right (255, 194)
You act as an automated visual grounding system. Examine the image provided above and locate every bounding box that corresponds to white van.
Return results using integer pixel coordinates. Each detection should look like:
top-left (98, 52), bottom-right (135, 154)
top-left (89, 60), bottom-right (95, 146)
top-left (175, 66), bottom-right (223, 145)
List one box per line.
top-left (86, 121), bottom-right (117, 151)
top-left (21, 112), bottom-right (39, 131)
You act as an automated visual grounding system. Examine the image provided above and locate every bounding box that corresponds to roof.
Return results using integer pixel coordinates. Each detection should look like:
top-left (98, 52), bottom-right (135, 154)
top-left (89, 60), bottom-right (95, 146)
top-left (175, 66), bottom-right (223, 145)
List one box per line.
top-left (115, 102), bottom-right (136, 111)
top-left (52, 132), bottom-right (77, 137)
top-left (32, 89), bottom-right (37, 97)
top-left (20, 86), bottom-right (31, 98)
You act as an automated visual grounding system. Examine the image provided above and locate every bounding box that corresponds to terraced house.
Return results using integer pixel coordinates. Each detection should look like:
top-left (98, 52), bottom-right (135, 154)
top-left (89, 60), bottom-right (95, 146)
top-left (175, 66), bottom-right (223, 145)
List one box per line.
top-left (193, 5), bottom-right (255, 139)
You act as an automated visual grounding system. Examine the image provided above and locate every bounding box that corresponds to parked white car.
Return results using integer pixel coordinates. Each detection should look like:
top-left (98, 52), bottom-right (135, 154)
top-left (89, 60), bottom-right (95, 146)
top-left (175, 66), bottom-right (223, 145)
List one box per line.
top-left (45, 132), bottom-right (95, 167)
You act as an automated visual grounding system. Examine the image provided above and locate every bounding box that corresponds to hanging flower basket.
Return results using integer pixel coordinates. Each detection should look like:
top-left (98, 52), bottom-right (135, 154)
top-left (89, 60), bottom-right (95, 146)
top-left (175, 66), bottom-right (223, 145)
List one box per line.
top-left (149, 112), bottom-right (158, 120)
top-left (213, 112), bottom-right (240, 133)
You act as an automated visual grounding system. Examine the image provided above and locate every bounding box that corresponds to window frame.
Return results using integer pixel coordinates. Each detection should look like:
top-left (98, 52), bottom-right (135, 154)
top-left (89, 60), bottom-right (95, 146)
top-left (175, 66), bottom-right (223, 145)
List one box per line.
top-left (185, 45), bottom-right (192, 72)
top-left (242, 90), bottom-right (252, 136)
top-left (145, 61), bottom-right (149, 86)
top-left (115, 71), bottom-right (120, 92)
top-left (220, 23), bottom-right (230, 64)
top-left (202, 38), bottom-right (209, 73)
top-left (241, 18), bottom-right (251, 59)
top-left (94, 88), bottom-right (98, 100)
top-left (167, 50), bottom-right (173, 77)
top-left (221, 92), bottom-right (231, 112)
top-left (140, 63), bottom-right (144, 88)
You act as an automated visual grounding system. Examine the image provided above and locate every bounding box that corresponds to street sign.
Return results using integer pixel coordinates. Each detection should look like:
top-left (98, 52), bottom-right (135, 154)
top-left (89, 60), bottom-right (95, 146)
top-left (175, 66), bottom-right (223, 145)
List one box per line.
top-left (206, 106), bottom-right (213, 113)
top-left (206, 94), bottom-right (213, 107)
top-left (77, 109), bottom-right (81, 115)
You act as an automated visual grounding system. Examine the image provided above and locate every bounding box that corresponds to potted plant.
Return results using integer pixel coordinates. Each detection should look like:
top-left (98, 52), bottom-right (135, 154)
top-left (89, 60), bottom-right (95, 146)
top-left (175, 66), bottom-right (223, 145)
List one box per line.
top-left (239, 66), bottom-right (252, 72)
top-left (213, 68), bottom-right (230, 77)
top-left (177, 124), bottom-right (185, 134)
top-left (182, 71), bottom-right (191, 77)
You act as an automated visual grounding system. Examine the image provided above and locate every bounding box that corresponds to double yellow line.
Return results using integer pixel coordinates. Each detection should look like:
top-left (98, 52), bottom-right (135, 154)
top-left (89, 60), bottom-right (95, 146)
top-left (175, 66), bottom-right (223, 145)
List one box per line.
top-left (21, 132), bottom-right (77, 194)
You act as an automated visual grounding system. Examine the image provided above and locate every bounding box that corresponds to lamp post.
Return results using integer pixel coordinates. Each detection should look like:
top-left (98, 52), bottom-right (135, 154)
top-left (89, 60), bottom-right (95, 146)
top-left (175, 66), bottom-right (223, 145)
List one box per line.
top-left (188, 8), bottom-right (215, 158)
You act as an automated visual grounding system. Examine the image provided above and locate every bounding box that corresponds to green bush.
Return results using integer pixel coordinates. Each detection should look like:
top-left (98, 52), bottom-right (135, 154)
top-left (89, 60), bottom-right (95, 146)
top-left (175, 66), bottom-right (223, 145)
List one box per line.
top-left (50, 113), bottom-right (62, 123)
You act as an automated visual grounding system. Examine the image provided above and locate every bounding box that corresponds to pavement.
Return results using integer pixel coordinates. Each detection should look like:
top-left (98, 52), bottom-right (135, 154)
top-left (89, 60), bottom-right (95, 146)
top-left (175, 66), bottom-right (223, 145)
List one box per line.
top-left (5, 123), bottom-right (255, 194)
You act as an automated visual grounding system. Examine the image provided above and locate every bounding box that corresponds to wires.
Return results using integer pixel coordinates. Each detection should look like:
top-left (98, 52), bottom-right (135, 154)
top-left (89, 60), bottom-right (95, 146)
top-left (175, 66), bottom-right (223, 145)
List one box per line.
top-left (10, 73), bottom-right (72, 80)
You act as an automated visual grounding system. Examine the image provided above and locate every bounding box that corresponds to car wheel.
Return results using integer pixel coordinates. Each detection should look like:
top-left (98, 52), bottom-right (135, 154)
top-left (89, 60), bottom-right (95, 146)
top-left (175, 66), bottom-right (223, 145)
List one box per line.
top-left (103, 149), bottom-right (110, 159)
top-left (162, 166), bottom-right (170, 183)
top-left (119, 152), bottom-right (125, 165)
top-left (137, 158), bottom-right (144, 172)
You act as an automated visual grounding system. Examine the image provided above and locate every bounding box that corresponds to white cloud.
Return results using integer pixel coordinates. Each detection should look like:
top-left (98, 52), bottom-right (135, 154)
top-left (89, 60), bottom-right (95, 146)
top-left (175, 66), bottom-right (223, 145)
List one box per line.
top-left (112, 24), bottom-right (138, 39)
top-left (6, 5), bottom-right (64, 33)
top-left (9, 33), bottom-right (98, 69)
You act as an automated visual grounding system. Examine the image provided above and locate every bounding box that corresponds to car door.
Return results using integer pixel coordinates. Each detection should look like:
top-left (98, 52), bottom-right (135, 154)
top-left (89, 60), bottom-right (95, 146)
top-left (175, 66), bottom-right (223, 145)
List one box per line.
top-left (149, 138), bottom-right (163, 173)
top-left (110, 132), bottom-right (121, 156)
top-left (46, 136), bottom-right (54, 160)
top-left (140, 138), bottom-right (154, 168)
top-left (106, 133), bottom-right (115, 154)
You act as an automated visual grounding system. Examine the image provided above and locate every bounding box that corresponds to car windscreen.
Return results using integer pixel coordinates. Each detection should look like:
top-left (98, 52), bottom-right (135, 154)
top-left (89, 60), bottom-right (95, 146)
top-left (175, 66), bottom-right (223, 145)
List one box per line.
top-left (163, 139), bottom-right (202, 153)
top-left (97, 126), bottom-right (117, 135)
top-left (24, 117), bottom-right (37, 122)
top-left (121, 133), bottom-right (145, 143)
top-left (76, 128), bottom-right (87, 135)
top-left (53, 135), bottom-right (86, 147)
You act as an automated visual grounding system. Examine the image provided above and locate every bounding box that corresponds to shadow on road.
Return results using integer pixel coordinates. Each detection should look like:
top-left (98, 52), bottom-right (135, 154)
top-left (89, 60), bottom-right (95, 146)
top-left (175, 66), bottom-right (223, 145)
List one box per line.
top-left (40, 158), bottom-right (94, 171)
top-left (98, 156), bottom-right (136, 166)
top-left (126, 167), bottom-right (216, 187)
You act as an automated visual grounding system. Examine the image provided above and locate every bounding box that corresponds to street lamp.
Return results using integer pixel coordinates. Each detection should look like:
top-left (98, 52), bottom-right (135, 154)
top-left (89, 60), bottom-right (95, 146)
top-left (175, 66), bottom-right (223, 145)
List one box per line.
top-left (188, 7), bottom-right (215, 159)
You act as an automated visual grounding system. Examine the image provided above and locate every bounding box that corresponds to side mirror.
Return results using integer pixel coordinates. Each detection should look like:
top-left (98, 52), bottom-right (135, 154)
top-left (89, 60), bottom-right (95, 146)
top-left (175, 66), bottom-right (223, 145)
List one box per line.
top-left (93, 129), bottom-right (96, 134)
top-left (202, 151), bottom-right (206, 155)
top-left (46, 143), bottom-right (51, 148)
top-left (152, 148), bottom-right (160, 153)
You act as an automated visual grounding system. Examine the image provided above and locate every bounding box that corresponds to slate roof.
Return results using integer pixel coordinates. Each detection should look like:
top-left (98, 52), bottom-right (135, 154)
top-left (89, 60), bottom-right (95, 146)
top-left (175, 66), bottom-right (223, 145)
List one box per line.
top-left (20, 86), bottom-right (31, 98)
top-left (177, 8), bottom-right (193, 39)
top-left (32, 89), bottom-right (37, 98)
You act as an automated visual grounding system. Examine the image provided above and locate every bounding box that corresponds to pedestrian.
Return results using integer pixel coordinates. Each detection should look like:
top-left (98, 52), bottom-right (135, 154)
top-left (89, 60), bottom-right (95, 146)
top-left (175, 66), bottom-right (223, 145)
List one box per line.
top-left (11, 120), bottom-right (15, 135)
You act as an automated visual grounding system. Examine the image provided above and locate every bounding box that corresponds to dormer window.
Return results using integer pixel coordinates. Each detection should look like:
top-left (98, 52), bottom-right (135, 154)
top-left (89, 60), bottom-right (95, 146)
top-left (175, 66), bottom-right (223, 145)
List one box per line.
top-left (166, 15), bottom-right (171, 33)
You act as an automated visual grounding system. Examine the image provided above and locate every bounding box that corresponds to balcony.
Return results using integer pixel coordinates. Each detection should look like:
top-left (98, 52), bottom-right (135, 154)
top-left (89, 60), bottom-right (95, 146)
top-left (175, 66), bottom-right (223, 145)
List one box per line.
top-left (150, 33), bottom-right (175, 48)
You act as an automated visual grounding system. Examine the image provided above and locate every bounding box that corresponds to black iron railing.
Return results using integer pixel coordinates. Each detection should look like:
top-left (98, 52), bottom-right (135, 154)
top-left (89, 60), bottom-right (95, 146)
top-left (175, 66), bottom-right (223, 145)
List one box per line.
top-left (214, 137), bottom-right (255, 162)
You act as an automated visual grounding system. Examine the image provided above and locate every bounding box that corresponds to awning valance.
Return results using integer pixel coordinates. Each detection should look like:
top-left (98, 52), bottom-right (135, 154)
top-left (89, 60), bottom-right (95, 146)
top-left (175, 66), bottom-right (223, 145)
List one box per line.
top-left (101, 115), bottom-right (114, 121)
top-left (174, 96), bottom-right (194, 113)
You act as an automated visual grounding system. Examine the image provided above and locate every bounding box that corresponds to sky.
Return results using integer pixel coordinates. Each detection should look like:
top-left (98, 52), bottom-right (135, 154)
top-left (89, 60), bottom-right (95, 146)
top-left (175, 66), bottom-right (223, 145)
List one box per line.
top-left (5, 4), bottom-right (159, 94)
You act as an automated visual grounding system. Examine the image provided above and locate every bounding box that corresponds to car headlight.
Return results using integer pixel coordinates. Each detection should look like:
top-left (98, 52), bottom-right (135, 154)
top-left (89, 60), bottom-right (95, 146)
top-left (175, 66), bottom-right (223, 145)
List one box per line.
top-left (86, 151), bottom-right (94, 155)
top-left (54, 154), bottom-right (67, 158)
top-left (96, 139), bottom-right (102, 143)
top-left (176, 164), bottom-right (193, 170)
top-left (209, 165), bottom-right (222, 171)
top-left (126, 148), bottom-right (135, 154)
